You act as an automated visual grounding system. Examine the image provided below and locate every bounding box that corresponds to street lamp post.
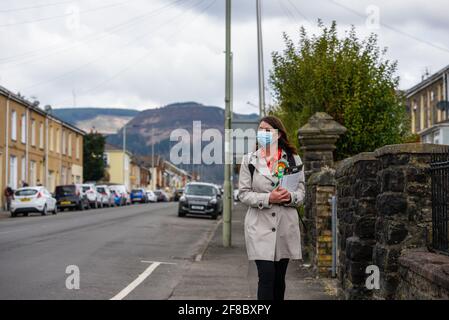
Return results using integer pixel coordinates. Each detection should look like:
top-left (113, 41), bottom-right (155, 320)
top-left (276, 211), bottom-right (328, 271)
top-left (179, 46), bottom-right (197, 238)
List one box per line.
top-left (123, 125), bottom-right (127, 189)
top-left (223, 0), bottom-right (232, 248)
top-left (256, 0), bottom-right (265, 117)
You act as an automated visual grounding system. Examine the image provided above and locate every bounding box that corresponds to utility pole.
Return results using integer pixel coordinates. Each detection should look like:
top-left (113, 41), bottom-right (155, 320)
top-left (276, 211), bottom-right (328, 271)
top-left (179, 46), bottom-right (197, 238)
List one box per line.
top-left (151, 126), bottom-right (155, 190)
top-left (123, 125), bottom-right (126, 188)
top-left (256, 0), bottom-right (265, 117)
top-left (223, 0), bottom-right (232, 248)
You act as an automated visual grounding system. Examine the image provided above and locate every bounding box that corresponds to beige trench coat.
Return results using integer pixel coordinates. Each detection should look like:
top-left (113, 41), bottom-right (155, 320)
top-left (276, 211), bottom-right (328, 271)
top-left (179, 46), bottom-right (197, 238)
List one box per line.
top-left (238, 148), bottom-right (305, 261)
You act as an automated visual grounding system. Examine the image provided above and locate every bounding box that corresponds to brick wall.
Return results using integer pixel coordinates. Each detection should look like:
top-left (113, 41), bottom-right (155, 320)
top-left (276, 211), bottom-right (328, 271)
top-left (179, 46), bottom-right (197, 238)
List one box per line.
top-left (307, 168), bottom-right (336, 276)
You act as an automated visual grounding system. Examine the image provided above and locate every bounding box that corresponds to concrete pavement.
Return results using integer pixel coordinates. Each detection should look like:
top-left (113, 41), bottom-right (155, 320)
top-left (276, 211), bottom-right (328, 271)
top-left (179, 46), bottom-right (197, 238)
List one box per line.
top-left (170, 202), bottom-right (338, 300)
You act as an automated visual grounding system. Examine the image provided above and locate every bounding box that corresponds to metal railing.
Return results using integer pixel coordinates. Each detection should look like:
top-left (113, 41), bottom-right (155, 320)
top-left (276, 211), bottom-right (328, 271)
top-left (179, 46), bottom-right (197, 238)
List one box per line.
top-left (430, 147), bottom-right (449, 255)
top-left (331, 195), bottom-right (338, 277)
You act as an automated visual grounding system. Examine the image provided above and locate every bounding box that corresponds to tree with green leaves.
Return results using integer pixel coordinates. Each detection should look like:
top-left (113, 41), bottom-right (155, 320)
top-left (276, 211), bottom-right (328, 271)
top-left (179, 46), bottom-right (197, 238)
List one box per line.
top-left (83, 132), bottom-right (106, 182)
top-left (269, 21), bottom-right (413, 160)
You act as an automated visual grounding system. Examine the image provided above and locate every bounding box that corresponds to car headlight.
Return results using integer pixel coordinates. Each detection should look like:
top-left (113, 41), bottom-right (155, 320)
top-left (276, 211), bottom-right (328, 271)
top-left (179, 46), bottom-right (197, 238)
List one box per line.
top-left (210, 198), bottom-right (217, 204)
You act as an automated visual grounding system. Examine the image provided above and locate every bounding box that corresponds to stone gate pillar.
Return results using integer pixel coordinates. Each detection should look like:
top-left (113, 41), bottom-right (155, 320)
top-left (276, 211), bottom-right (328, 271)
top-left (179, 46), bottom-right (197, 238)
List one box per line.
top-left (298, 112), bottom-right (347, 181)
top-left (297, 112), bottom-right (347, 265)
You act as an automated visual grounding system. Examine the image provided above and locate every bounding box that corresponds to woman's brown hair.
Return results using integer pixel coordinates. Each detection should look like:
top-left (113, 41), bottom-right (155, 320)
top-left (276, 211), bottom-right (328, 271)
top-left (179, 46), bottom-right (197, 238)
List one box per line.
top-left (257, 115), bottom-right (298, 155)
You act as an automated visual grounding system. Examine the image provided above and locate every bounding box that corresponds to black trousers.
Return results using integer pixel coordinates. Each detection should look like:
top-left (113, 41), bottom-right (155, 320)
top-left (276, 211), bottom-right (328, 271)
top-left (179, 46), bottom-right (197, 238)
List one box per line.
top-left (255, 259), bottom-right (289, 300)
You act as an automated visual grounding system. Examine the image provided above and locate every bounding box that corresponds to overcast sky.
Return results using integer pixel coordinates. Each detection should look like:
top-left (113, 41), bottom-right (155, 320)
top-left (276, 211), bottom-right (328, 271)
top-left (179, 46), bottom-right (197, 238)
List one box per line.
top-left (1, 0), bottom-right (448, 114)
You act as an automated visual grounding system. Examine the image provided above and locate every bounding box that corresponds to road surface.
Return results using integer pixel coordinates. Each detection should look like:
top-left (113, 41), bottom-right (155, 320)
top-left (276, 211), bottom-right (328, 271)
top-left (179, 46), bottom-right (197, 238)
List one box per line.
top-left (0, 202), bottom-right (220, 299)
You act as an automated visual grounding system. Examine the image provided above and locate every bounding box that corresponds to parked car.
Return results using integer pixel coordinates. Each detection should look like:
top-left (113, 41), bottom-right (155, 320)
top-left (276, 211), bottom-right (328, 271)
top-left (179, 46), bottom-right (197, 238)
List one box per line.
top-left (174, 188), bottom-right (184, 201)
top-left (178, 182), bottom-right (223, 219)
top-left (109, 185), bottom-right (130, 206)
top-left (111, 189), bottom-right (122, 206)
top-left (82, 184), bottom-right (102, 209)
top-left (154, 190), bottom-right (169, 202)
top-left (233, 188), bottom-right (239, 201)
top-left (146, 190), bottom-right (157, 203)
top-left (164, 188), bottom-right (175, 201)
top-left (130, 188), bottom-right (149, 204)
top-left (10, 187), bottom-right (58, 217)
top-left (55, 184), bottom-right (89, 211)
top-left (96, 185), bottom-right (114, 207)
top-left (216, 185), bottom-right (224, 195)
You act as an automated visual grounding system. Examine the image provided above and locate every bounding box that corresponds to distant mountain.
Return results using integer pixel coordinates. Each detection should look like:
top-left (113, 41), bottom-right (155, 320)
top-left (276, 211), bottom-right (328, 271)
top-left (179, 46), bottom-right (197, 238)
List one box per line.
top-left (52, 107), bottom-right (139, 134)
top-left (106, 102), bottom-right (259, 184)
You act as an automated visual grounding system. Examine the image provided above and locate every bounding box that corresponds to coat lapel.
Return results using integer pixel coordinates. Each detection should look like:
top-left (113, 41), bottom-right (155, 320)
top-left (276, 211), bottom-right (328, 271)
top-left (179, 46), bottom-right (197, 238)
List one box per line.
top-left (248, 149), bottom-right (278, 184)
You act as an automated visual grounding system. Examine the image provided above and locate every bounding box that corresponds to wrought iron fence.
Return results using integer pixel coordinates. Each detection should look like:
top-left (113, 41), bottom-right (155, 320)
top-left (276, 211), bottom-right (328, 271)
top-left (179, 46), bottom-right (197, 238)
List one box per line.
top-left (430, 146), bottom-right (449, 254)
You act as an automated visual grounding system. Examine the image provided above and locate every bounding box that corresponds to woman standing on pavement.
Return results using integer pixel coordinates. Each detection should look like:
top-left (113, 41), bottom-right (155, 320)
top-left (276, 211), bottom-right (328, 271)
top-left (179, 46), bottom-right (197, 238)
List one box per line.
top-left (238, 115), bottom-right (305, 300)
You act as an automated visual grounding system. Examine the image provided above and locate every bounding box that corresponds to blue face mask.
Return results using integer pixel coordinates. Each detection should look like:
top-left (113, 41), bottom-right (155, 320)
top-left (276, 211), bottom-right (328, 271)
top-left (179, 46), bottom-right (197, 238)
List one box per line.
top-left (257, 131), bottom-right (273, 147)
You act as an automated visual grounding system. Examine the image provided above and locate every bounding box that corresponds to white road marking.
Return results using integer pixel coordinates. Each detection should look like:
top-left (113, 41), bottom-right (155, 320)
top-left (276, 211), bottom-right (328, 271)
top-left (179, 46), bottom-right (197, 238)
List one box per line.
top-left (141, 260), bottom-right (177, 265)
top-left (110, 262), bottom-right (161, 300)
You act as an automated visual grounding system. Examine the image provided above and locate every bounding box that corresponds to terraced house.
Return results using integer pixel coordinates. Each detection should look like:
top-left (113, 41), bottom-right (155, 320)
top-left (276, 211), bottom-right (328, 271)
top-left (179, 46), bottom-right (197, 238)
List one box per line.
top-left (406, 65), bottom-right (449, 144)
top-left (0, 85), bottom-right (85, 209)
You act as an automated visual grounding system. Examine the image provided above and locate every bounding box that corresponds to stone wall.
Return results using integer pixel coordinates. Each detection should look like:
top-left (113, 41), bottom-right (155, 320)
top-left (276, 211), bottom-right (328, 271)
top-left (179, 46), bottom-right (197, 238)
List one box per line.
top-left (335, 143), bottom-right (447, 299)
top-left (372, 144), bottom-right (438, 299)
top-left (397, 249), bottom-right (449, 299)
top-left (335, 152), bottom-right (379, 299)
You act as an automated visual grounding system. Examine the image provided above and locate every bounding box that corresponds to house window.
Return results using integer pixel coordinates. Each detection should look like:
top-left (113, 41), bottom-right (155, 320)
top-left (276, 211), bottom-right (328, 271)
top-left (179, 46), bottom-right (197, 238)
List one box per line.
top-left (21, 157), bottom-right (26, 183)
top-left (50, 126), bottom-right (54, 151)
top-left (30, 161), bottom-right (37, 186)
top-left (68, 133), bottom-right (72, 157)
top-left (62, 130), bottom-right (66, 155)
top-left (21, 114), bottom-right (26, 144)
top-left (11, 110), bottom-right (17, 141)
top-left (56, 128), bottom-right (60, 153)
top-left (31, 119), bottom-right (36, 146)
top-left (104, 153), bottom-right (110, 166)
top-left (423, 94), bottom-right (428, 129)
top-left (76, 136), bottom-right (80, 159)
top-left (39, 122), bottom-right (44, 149)
top-left (48, 170), bottom-right (54, 192)
top-left (9, 156), bottom-right (18, 189)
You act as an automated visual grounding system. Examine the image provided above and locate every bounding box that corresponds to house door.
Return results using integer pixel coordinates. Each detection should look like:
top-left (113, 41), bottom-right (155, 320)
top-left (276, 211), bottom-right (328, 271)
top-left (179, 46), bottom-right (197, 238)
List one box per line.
top-left (30, 161), bottom-right (37, 186)
top-left (9, 156), bottom-right (18, 190)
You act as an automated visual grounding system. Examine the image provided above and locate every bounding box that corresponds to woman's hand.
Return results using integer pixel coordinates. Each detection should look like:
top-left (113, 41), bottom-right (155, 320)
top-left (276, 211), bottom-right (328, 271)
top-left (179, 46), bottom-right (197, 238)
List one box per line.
top-left (269, 186), bottom-right (291, 204)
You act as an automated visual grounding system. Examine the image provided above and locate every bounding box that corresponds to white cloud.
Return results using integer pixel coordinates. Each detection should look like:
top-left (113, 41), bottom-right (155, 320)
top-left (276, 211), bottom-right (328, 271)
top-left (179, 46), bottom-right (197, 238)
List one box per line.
top-left (0, 0), bottom-right (448, 115)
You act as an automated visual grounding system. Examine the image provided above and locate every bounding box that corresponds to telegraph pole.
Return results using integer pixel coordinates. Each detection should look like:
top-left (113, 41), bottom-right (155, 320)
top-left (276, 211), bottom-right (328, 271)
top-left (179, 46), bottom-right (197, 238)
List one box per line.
top-left (223, 0), bottom-right (232, 247)
top-left (123, 125), bottom-right (126, 187)
top-left (256, 0), bottom-right (265, 117)
top-left (151, 126), bottom-right (155, 189)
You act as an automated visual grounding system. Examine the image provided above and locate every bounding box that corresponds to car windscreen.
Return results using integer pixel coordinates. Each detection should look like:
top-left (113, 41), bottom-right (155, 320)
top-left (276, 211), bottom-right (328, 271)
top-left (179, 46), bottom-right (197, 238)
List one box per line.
top-left (82, 186), bottom-right (90, 192)
top-left (131, 189), bottom-right (142, 193)
top-left (15, 189), bottom-right (38, 196)
top-left (56, 186), bottom-right (76, 195)
top-left (97, 187), bottom-right (106, 193)
top-left (185, 185), bottom-right (215, 196)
